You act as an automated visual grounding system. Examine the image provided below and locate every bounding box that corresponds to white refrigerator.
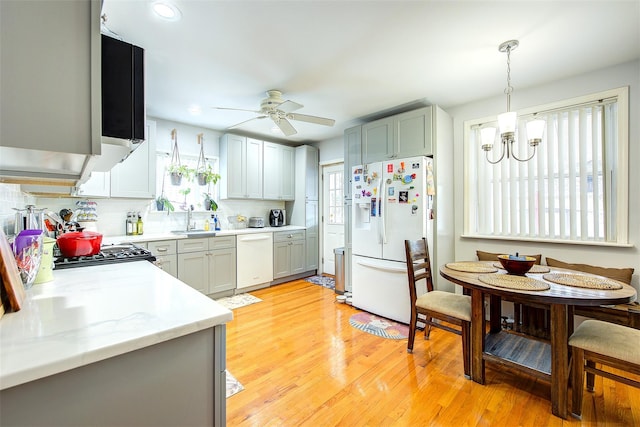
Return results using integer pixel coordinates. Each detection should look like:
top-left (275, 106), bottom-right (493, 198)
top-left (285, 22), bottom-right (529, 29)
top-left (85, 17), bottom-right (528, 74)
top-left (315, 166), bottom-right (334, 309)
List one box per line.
top-left (351, 156), bottom-right (434, 324)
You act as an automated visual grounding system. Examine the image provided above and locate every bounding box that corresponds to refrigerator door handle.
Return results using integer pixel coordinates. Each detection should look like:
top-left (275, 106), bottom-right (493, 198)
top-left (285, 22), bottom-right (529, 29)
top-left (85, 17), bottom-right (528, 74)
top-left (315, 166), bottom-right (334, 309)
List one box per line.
top-left (380, 178), bottom-right (386, 244)
top-left (355, 258), bottom-right (407, 273)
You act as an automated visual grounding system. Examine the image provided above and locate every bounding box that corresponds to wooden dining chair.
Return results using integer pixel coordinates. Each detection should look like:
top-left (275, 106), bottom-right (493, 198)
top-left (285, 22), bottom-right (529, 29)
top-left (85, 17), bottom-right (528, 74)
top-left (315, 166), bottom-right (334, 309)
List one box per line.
top-left (569, 319), bottom-right (640, 418)
top-left (405, 238), bottom-right (472, 378)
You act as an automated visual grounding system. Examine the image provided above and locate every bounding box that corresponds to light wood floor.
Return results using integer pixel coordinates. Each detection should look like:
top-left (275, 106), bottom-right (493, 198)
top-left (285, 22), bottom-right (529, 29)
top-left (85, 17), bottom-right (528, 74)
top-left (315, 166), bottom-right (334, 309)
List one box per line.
top-left (225, 278), bottom-right (640, 426)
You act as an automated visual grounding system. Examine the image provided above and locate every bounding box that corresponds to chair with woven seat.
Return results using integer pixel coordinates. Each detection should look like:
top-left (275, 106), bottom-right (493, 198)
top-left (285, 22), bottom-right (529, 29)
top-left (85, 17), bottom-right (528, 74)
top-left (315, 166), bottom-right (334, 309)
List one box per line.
top-left (405, 238), bottom-right (472, 378)
top-left (569, 319), bottom-right (640, 418)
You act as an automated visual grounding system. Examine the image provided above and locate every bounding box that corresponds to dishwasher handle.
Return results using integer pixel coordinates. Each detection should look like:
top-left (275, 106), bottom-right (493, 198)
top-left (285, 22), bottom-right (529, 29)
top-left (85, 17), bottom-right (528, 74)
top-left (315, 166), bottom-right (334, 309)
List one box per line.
top-left (238, 235), bottom-right (271, 242)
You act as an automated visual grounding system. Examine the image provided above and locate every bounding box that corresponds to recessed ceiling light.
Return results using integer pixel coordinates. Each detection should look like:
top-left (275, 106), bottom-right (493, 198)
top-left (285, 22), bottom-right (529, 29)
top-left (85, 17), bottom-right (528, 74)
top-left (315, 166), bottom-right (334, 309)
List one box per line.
top-left (187, 105), bottom-right (202, 115)
top-left (152, 1), bottom-right (182, 21)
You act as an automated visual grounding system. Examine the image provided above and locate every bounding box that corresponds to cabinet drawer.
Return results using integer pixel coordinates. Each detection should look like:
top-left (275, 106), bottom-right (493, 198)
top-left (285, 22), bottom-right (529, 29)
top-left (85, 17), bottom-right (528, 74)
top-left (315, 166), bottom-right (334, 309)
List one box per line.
top-left (209, 235), bottom-right (235, 250)
top-left (273, 230), bottom-right (305, 243)
top-left (147, 240), bottom-right (177, 256)
top-left (178, 238), bottom-right (209, 253)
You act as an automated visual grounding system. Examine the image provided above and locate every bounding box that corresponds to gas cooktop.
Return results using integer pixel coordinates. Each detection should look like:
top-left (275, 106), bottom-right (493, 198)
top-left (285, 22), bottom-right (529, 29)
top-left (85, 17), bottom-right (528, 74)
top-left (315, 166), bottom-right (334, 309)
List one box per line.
top-left (54, 244), bottom-right (156, 269)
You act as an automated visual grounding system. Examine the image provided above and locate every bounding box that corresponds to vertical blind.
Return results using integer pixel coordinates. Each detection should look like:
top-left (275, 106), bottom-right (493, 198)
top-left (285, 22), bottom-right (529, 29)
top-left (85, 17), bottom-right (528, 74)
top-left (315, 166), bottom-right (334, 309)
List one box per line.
top-left (468, 99), bottom-right (619, 243)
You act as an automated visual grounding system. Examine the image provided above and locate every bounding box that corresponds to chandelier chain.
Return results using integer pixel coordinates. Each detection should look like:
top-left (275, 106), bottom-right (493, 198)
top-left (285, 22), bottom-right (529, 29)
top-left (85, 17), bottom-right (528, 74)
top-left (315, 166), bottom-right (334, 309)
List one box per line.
top-left (504, 44), bottom-right (514, 112)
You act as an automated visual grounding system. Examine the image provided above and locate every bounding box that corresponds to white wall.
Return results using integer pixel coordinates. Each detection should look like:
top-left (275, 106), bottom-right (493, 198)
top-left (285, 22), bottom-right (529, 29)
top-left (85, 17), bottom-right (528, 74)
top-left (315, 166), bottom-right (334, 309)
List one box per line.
top-left (447, 60), bottom-right (640, 291)
top-left (313, 135), bottom-right (344, 164)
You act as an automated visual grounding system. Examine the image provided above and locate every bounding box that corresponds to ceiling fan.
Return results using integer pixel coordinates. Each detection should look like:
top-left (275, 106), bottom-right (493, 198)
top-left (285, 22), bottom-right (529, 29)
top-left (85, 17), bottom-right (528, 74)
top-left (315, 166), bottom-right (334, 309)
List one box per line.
top-left (213, 90), bottom-right (335, 137)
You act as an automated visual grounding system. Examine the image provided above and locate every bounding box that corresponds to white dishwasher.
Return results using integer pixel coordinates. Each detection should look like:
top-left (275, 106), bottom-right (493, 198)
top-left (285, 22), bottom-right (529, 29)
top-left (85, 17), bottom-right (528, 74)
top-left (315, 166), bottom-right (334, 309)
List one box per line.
top-left (236, 232), bottom-right (273, 289)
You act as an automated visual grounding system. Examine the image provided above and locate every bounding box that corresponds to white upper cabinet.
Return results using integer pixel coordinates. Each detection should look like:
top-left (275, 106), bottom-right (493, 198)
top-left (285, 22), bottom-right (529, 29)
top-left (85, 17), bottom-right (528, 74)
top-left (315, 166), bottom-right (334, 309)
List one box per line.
top-left (362, 106), bottom-right (433, 163)
top-left (263, 142), bottom-right (295, 201)
top-left (220, 134), bottom-right (263, 199)
top-left (76, 121), bottom-right (157, 198)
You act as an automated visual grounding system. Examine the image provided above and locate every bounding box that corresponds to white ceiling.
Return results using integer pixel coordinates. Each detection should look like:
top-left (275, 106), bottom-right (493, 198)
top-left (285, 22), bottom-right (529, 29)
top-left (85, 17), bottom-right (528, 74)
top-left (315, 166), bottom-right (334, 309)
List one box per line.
top-left (101, 0), bottom-right (640, 144)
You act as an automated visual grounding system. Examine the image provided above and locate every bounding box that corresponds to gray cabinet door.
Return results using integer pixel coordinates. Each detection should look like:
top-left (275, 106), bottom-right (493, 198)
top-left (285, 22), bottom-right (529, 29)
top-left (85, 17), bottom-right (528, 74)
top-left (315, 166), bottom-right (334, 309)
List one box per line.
top-left (177, 251), bottom-right (208, 293)
top-left (394, 107), bottom-right (433, 157)
top-left (273, 242), bottom-right (292, 279)
top-left (290, 239), bottom-right (306, 275)
top-left (362, 118), bottom-right (393, 163)
top-left (209, 248), bottom-right (236, 293)
top-left (344, 126), bottom-right (362, 197)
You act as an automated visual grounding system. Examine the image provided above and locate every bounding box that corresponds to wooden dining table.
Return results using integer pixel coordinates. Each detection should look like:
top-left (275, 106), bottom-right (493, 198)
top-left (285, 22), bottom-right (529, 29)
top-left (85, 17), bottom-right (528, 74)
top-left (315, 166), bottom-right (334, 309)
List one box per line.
top-left (439, 262), bottom-right (637, 419)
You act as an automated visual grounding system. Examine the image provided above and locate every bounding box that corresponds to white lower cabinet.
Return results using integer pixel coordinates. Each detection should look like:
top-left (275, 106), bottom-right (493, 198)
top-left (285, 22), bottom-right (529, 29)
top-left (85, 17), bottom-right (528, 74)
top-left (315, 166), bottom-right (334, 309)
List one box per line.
top-left (273, 230), bottom-right (306, 279)
top-left (177, 237), bottom-right (236, 295)
top-left (147, 240), bottom-right (177, 278)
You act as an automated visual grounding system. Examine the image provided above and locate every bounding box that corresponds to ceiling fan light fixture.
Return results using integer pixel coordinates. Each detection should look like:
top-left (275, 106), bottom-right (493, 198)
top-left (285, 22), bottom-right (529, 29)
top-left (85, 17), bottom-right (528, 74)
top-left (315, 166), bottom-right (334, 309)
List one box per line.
top-left (152, 1), bottom-right (182, 21)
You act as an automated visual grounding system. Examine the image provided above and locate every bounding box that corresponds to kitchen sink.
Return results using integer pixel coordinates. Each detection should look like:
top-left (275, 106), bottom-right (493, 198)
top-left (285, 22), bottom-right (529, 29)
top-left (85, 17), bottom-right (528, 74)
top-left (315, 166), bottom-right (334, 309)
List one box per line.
top-left (171, 230), bottom-right (217, 238)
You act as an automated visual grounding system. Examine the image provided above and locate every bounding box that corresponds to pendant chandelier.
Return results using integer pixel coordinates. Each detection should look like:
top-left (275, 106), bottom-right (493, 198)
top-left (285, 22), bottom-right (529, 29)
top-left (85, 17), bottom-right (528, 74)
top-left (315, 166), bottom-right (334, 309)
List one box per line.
top-left (481, 40), bottom-right (545, 164)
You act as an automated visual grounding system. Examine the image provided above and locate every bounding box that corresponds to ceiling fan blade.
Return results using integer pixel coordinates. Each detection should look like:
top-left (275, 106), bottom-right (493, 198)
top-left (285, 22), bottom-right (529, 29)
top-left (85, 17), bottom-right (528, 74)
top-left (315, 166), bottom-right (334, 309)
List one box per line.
top-left (274, 117), bottom-right (297, 136)
top-left (228, 116), bottom-right (267, 129)
top-left (213, 107), bottom-right (262, 114)
top-left (287, 113), bottom-right (335, 127)
top-left (276, 100), bottom-right (303, 113)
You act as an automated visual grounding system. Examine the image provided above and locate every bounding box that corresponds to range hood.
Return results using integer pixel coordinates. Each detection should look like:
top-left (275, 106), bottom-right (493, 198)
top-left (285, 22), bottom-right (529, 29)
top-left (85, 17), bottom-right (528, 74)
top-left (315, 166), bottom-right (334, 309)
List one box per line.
top-left (0, 139), bottom-right (136, 194)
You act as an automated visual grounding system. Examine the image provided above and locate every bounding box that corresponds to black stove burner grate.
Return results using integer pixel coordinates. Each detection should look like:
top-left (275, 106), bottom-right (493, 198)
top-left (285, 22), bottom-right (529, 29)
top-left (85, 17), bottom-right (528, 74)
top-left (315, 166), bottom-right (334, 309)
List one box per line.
top-left (54, 244), bottom-right (156, 269)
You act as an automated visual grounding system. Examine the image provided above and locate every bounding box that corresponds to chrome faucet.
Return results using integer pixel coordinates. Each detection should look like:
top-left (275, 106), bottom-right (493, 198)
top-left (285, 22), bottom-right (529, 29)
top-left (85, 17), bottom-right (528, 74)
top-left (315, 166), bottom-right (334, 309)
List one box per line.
top-left (186, 205), bottom-right (195, 230)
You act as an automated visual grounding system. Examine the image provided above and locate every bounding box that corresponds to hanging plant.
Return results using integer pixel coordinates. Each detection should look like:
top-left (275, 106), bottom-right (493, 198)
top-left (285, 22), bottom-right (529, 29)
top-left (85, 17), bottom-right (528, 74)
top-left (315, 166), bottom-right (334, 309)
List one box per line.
top-left (168, 128), bottom-right (183, 185)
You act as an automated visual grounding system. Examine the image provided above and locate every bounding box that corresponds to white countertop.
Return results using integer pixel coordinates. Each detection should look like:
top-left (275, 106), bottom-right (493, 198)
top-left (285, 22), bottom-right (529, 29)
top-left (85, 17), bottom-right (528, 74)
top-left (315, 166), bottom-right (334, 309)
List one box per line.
top-left (104, 225), bottom-right (305, 245)
top-left (0, 261), bottom-right (233, 390)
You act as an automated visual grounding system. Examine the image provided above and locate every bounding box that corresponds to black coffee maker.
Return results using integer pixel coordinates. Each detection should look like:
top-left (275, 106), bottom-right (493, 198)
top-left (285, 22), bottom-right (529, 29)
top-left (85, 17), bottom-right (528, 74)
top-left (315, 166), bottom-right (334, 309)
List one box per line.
top-left (269, 209), bottom-right (285, 227)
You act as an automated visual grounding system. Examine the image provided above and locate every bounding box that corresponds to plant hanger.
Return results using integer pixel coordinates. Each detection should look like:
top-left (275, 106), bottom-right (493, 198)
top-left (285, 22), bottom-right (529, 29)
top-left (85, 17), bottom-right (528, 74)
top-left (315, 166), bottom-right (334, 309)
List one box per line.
top-left (168, 128), bottom-right (184, 185)
top-left (170, 128), bottom-right (181, 169)
top-left (195, 133), bottom-right (207, 185)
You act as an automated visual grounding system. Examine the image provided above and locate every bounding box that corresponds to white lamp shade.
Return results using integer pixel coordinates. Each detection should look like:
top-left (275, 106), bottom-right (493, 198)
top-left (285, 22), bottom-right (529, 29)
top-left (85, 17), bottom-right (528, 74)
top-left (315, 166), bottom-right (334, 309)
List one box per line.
top-left (498, 111), bottom-right (517, 134)
top-left (526, 119), bottom-right (546, 140)
top-left (480, 127), bottom-right (497, 146)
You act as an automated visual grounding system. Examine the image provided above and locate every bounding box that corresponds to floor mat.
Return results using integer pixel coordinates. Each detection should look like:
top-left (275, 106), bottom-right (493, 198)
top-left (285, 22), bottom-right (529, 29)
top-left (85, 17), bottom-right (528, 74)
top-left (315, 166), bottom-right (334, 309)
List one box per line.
top-left (216, 293), bottom-right (262, 310)
top-left (226, 370), bottom-right (244, 398)
top-left (349, 312), bottom-right (409, 340)
top-left (305, 275), bottom-right (335, 290)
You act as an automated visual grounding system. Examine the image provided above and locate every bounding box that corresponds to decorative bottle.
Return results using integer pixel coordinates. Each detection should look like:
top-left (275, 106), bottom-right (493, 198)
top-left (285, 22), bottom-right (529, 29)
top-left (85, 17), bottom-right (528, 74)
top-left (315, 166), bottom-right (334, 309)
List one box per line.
top-left (136, 213), bottom-right (143, 235)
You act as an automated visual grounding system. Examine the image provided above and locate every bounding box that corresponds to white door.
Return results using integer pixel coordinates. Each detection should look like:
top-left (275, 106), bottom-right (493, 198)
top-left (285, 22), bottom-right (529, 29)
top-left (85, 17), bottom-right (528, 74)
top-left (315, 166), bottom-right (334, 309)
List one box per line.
top-left (322, 163), bottom-right (344, 275)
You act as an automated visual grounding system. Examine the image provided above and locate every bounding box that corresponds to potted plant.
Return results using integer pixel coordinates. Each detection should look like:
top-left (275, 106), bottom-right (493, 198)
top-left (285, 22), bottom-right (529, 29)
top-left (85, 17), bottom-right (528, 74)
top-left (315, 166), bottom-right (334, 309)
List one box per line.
top-left (168, 128), bottom-right (189, 185)
top-left (168, 164), bottom-right (193, 185)
top-left (202, 193), bottom-right (218, 211)
top-left (196, 164), bottom-right (220, 186)
top-left (178, 187), bottom-right (191, 210)
top-left (155, 195), bottom-right (174, 214)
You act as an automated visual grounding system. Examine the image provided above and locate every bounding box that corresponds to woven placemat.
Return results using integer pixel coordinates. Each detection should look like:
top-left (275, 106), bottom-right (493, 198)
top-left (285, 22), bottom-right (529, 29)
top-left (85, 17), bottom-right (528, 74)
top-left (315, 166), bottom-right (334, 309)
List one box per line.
top-left (479, 273), bottom-right (550, 291)
top-left (542, 273), bottom-right (623, 290)
top-left (445, 262), bottom-right (497, 273)
top-left (493, 262), bottom-right (551, 274)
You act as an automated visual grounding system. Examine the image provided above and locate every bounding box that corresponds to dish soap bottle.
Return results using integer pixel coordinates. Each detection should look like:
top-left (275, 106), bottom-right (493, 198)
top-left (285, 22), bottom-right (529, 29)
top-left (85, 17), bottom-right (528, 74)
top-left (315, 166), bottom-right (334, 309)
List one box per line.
top-left (204, 218), bottom-right (210, 231)
top-left (213, 214), bottom-right (220, 231)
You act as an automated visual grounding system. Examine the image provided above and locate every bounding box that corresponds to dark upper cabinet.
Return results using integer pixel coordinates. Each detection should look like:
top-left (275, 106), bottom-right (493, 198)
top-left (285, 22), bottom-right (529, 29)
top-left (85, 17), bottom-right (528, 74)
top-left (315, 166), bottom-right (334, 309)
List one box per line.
top-left (102, 34), bottom-right (145, 142)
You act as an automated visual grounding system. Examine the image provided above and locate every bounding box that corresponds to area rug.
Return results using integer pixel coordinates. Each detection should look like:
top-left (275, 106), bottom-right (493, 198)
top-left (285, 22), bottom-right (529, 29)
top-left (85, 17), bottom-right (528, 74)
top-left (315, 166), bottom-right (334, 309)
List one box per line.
top-left (349, 312), bottom-right (409, 340)
top-left (305, 275), bottom-right (335, 290)
top-left (226, 370), bottom-right (244, 398)
top-left (216, 293), bottom-right (262, 310)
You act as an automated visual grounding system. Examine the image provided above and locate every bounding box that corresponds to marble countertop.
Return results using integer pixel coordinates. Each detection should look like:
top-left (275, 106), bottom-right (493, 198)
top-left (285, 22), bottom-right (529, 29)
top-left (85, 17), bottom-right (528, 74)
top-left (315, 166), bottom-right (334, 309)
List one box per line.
top-left (0, 261), bottom-right (233, 390)
top-left (104, 225), bottom-right (306, 245)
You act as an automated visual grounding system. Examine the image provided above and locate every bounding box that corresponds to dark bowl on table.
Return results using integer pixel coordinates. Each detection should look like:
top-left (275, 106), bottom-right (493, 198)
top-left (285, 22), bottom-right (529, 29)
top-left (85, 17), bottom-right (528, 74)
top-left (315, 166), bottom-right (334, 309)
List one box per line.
top-left (498, 254), bottom-right (536, 275)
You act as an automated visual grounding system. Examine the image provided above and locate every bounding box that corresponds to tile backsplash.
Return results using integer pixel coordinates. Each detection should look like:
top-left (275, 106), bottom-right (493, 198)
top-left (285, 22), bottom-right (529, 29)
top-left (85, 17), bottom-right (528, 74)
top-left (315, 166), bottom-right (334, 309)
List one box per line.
top-left (0, 183), bottom-right (36, 237)
top-left (2, 187), bottom-right (284, 239)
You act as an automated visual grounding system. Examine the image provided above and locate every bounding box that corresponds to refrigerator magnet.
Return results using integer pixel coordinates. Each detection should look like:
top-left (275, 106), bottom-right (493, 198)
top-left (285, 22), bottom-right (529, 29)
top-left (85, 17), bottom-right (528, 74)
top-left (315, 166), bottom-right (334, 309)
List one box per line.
top-left (399, 191), bottom-right (409, 203)
top-left (388, 187), bottom-right (395, 196)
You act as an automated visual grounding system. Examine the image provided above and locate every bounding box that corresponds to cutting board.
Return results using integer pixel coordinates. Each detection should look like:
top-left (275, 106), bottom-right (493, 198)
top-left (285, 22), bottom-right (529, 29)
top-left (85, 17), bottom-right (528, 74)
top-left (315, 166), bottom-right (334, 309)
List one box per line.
top-left (0, 229), bottom-right (25, 313)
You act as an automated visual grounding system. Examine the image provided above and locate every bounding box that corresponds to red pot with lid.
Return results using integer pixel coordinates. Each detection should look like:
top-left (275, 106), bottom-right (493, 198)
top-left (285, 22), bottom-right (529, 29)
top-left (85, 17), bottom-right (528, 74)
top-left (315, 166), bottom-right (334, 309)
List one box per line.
top-left (56, 231), bottom-right (103, 257)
